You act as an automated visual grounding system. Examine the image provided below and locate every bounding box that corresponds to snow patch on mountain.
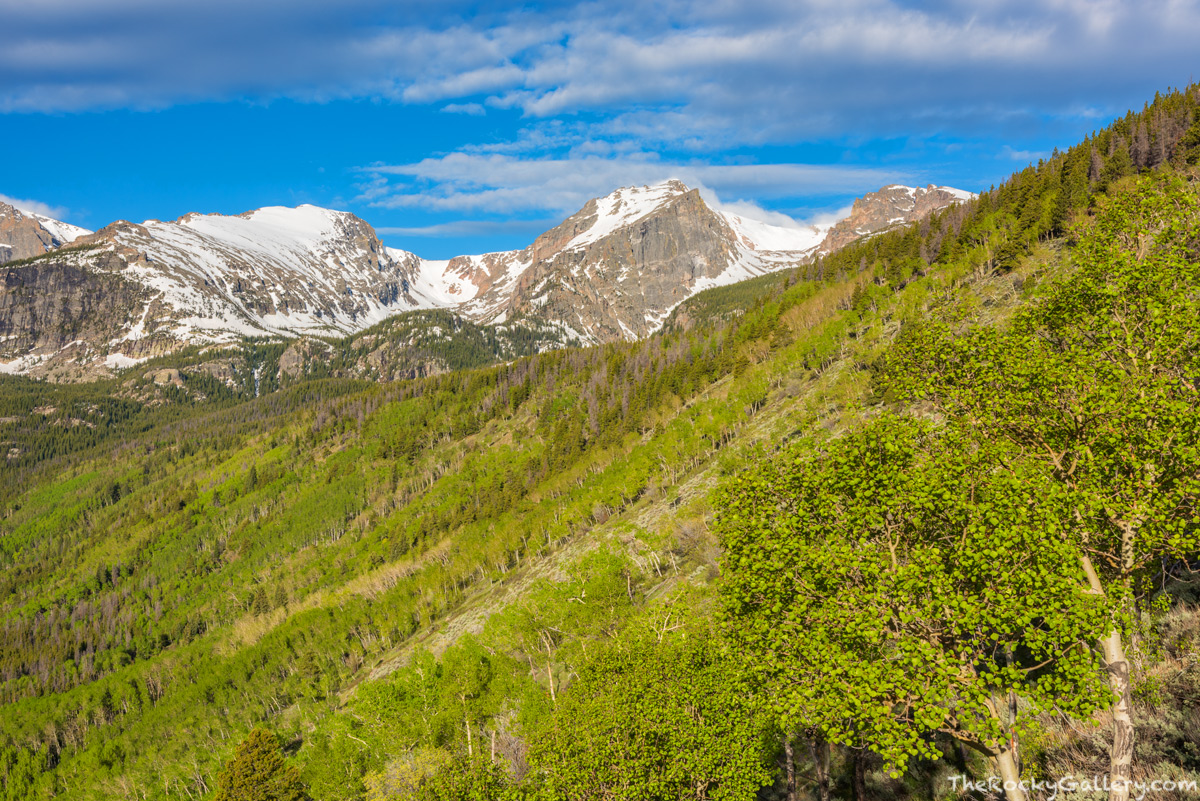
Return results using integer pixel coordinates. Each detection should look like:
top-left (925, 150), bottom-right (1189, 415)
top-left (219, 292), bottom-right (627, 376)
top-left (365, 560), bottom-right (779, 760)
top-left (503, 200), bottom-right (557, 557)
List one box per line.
top-left (178, 205), bottom-right (341, 257)
top-left (933, 185), bottom-right (976, 202)
top-left (719, 212), bottom-right (829, 253)
top-left (398, 256), bottom-right (480, 308)
top-left (29, 213), bottom-right (91, 245)
top-left (565, 181), bottom-right (689, 250)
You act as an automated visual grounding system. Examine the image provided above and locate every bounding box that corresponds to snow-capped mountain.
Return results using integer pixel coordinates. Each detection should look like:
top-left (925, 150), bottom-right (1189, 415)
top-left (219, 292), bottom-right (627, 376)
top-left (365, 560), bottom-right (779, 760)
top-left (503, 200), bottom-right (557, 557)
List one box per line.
top-left (80, 205), bottom-right (443, 342)
top-left (433, 180), bottom-right (832, 344)
top-left (0, 180), bottom-right (971, 379)
top-left (0, 204), bottom-right (451, 378)
top-left (0, 201), bottom-right (91, 263)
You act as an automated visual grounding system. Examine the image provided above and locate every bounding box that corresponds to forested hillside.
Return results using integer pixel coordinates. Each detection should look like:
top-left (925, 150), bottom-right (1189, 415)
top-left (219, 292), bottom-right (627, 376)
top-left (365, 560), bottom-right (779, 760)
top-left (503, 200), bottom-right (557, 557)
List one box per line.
top-left (2, 85), bottom-right (1200, 801)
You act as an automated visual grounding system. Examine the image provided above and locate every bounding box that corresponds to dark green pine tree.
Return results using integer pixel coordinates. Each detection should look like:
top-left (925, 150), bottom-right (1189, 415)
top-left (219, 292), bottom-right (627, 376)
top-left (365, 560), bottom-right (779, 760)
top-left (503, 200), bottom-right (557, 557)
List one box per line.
top-left (1182, 116), bottom-right (1200, 164)
top-left (214, 728), bottom-right (308, 801)
top-left (251, 586), bottom-right (271, 616)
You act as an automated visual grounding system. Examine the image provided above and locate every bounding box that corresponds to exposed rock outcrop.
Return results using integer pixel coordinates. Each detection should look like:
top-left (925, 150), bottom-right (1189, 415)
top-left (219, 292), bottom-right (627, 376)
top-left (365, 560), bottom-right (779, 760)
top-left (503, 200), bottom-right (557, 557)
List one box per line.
top-left (816, 184), bottom-right (975, 255)
top-left (0, 202), bottom-right (90, 263)
top-left (0, 256), bottom-right (153, 372)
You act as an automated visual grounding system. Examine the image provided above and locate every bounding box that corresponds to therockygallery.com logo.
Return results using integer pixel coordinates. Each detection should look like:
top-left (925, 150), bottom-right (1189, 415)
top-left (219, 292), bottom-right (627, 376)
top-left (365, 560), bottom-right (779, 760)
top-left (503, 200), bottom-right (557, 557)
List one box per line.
top-left (948, 775), bottom-right (1198, 801)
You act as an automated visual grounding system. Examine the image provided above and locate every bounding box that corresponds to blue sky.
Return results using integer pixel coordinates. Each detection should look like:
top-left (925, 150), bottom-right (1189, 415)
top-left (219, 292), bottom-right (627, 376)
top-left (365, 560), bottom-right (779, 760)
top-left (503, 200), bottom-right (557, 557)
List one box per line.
top-left (1, 0), bottom-right (1197, 258)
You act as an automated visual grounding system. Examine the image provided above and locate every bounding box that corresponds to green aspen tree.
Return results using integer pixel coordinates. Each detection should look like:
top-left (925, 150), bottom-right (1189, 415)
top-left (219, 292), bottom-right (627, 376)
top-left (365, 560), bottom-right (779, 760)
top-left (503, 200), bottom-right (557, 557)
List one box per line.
top-left (439, 637), bottom-right (502, 760)
top-left (881, 175), bottom-right (1200, 801)
top-left (717, 418), bottom-right (1112, 801)
top-left (528, 623), bottom-right (772, 801)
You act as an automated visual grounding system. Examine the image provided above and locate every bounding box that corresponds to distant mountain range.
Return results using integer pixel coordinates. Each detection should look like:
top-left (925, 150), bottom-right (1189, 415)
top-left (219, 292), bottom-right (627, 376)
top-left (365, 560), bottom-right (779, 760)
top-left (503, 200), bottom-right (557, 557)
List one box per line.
top-left (0, 180), bottom-right (972, 380)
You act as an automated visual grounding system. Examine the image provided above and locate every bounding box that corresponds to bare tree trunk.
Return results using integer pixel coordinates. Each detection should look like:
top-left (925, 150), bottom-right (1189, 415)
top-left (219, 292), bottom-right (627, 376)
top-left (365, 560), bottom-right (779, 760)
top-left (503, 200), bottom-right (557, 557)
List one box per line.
top-left (809, 736), bottom-right (830, 801)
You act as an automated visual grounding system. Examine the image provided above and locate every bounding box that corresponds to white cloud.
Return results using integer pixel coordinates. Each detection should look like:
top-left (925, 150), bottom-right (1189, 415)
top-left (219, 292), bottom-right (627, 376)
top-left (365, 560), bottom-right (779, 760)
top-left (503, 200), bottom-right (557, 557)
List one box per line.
top-left (701, 196), bottom-right (816, 230)
top-left (806, 203), bottom-right (857, 228)
top-left (377, 218), bottom-right (556, 237)
top-left (999, 145), bottom-right (1051, 162)
top-left (0, 0), bottom-right (1195, 151)
top-left (441, 102), bottom-right (486, 116)
top-left (0, 192), bottom-right (69, 220)
top-left (359, 153), bottom-right (910, 219)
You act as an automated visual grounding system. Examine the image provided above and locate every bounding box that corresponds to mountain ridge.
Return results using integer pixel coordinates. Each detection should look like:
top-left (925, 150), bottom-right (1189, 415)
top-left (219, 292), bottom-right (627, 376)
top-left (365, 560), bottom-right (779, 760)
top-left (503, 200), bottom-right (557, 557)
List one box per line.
top-left (0, 181), bottom-right (972, 380)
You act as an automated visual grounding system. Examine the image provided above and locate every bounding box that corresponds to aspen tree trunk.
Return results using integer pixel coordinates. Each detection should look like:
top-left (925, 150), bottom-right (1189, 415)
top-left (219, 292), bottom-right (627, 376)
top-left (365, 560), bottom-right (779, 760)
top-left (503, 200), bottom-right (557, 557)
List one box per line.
top-left (993, 747), bottom-right (1027, 801)
top-left (981, 695), bottom-right (1027, 801)
top-left (542, 634), bottom-right (557, 706)
top-left (1081, 554), bottom-right (1135, 801)
top-left (1005, 646), bottom-right (1021, 775)
top-left (1101, 629), bottom-right (1135, 801)
top-left (808, 736), bottom-right (830, 801)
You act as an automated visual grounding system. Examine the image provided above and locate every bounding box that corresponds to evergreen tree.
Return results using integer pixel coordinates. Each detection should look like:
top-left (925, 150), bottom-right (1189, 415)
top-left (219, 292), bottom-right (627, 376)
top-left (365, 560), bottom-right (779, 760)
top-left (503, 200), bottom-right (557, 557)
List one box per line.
top-left (1182, 116), bottom-right (1200, 164)
top-left (214, 728), bottom-right (308, 801)
top-left (252, 587), bottom-right (271, 616)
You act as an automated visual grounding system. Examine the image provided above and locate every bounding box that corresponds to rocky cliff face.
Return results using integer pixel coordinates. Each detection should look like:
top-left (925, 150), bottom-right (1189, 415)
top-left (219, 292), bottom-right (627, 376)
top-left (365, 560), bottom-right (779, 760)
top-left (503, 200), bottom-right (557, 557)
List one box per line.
top-left (815, 184), bottom-right (975, 255)
top-left (0, 252), bottom-right (160, 381)
top-left (451, 181), bottom-right (829, 343)
top-left (0, 203), bottom-right (91, 264)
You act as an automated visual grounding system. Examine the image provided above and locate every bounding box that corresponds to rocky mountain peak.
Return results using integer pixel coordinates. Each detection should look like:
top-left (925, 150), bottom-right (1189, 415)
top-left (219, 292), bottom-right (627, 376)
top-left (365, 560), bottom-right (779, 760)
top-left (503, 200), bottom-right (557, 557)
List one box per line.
top-left (462, 180), bottom-right (798, 343)
top-left (816, 184), bottom-right (975, 255)
top-left (0, 202), bottom-right (92, 264)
